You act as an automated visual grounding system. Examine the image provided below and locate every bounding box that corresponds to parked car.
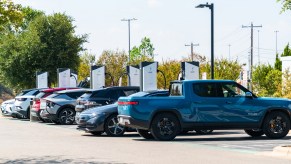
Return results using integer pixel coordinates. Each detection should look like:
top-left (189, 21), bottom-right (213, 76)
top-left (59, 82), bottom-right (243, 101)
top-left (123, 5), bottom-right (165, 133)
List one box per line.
top-left (1, 99), bottom-right (15, 116)
top-left (13, 88), bottom-right (44, 119)
top-left (40, 89), bottom-right (88, 125)
top-left (118, 80), bottom-right (291, 141)
top-left (76, 90), bottom-right (169, 137)
top-left (75, 86), bottom-right (140, 114)
top-left (30, 87), bottom-right (78, 121)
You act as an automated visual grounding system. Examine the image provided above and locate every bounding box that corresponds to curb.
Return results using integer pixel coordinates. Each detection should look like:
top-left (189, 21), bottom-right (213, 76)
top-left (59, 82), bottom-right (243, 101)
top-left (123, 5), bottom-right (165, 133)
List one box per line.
top-left (272, 145), bottom-right (291, 158)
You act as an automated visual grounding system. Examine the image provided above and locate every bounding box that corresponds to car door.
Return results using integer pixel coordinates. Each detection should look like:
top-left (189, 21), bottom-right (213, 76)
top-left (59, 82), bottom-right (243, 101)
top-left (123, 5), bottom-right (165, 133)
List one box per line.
top-left (219, 82), bottom-right (265, 123)
top-left (190, 82), bottom-right (227, 123)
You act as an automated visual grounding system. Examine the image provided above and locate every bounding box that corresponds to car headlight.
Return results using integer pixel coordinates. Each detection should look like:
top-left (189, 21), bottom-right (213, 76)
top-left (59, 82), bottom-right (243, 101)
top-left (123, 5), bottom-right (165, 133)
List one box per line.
top-left (89, 112), bottom-right (105, 119)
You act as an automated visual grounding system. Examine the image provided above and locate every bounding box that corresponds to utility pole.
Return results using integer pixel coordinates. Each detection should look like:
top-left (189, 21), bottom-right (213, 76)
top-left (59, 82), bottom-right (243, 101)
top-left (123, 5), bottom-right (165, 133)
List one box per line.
top-left (242, 22), bottom-right (262, 91)
top-left (121, 18), bottom-right (137, 62)
top-left (275, 30), bottom-right (279, 55)
top-left (228, 44), bottom-right (231, 61)
top-left (185, 43), bottom-right (199, 61)
top-left (258, 30), bottom-right (260, 65)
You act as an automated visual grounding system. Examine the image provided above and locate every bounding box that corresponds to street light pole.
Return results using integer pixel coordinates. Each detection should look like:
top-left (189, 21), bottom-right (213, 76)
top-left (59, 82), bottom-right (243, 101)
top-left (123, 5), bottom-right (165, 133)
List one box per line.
top-left (121, 18), bottom-right (137, 62)
top-left (196, 3), bottom-right (214, 79)
top-left (275, 30), bottom-right (279, 55)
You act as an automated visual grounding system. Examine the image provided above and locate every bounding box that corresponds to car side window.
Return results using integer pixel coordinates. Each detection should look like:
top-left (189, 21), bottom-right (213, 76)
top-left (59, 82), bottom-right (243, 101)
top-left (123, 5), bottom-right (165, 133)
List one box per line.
top-left (67, 92), bottom-right (85, 99)
top-left (108, 90), bottom-right (121, 100)
top-left (123, 89), bottom-right (138, 96)
top-left (221, 83), bottom-right (246, 97)
top-left (193, 83), bottom-right (217, 97)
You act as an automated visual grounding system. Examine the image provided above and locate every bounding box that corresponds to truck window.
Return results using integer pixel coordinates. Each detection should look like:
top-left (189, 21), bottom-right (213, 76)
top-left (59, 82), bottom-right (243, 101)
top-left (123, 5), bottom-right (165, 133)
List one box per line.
top-left (193, 83), bottom-right (221, 97)
top-left (170, 83), bottom-right (183, 96)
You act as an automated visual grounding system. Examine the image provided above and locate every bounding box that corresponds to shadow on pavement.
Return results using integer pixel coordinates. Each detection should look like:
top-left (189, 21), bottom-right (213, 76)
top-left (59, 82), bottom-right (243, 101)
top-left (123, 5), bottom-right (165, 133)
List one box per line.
top-left (133, 135), bottom-right (291, 142)
top-left (0, 156), bottom-right (125, 164)
top-left (82, 133), bottom-right (140, 138)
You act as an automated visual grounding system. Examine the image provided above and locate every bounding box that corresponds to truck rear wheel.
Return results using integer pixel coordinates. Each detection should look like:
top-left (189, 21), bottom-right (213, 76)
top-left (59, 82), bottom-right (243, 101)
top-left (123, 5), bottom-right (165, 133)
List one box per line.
top-left (263, 111), bottom-right (290, 139)
top-left (150, 113), bottom-right (180, 141)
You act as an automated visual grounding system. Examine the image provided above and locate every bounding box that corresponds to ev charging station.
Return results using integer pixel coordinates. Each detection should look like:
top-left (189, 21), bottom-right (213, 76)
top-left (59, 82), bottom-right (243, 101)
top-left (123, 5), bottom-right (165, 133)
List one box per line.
top-left (36, 71), bottom-right (48, 88)
top-left (140, 61), bottom-right (158, 91)
top-left (57, 68), bottom-right (78, 87)
top-left (181, 61), bottom-right (200, 80)
top-left (91, 65), bottom-right (105, 89)
top-left (126, 65), bottom-right (140, 86)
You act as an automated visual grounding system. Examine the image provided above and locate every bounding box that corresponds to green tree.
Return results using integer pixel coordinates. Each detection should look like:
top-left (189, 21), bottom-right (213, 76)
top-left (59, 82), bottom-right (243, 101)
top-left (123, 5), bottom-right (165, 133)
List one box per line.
top-left (0, 0), bottom-right (23, 32)
top-left (274, 53), bottom-right (282, 71)
top-left (157, 59), bottom-right (180, 89)
top-left (78, 52), bottom-right (95, 81)
top-left (277, 0), bottom-right (291, 12)
top-left (200, 58), bottom-right (242, 80)
top-left (0, 13), bottom-right (87, 90)
top-left (281, 43), bottom-right (291, 57)
top-left (96, 50), bottom-right (128, 86)
top-left (130, 37), bottom-right (155, 63)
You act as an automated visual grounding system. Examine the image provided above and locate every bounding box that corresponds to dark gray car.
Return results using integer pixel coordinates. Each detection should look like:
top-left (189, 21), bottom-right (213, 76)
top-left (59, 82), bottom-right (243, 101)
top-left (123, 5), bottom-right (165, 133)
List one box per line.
top-left (76, 90), bottom-right (169, 137)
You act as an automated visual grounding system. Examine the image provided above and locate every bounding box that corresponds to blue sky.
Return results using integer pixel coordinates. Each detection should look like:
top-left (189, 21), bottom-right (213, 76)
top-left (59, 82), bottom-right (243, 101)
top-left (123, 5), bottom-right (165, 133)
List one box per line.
top-left (14, 0), bottom-right (291, 66)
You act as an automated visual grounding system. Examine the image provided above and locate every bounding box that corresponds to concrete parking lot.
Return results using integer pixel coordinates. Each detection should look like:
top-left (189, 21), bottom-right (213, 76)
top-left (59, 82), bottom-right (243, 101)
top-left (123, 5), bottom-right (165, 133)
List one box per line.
top-left (1, 115), bottom-right (291, 164)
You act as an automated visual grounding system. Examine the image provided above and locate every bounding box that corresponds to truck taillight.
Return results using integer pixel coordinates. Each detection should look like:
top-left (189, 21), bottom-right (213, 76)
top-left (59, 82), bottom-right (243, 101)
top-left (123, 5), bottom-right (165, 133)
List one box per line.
top-left (118, 101), bottom-right (138, 105)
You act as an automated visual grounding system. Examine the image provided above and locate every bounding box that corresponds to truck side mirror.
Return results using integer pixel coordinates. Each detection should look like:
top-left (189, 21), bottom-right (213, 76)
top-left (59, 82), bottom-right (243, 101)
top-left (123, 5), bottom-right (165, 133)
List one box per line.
top-left (245, 92), bottom-right (253, 98)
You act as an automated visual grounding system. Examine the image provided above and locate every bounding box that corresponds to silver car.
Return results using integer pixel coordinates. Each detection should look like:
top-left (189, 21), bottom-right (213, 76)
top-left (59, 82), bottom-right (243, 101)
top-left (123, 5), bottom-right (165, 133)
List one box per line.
top-left (40, 89), bottom-right (88, 125)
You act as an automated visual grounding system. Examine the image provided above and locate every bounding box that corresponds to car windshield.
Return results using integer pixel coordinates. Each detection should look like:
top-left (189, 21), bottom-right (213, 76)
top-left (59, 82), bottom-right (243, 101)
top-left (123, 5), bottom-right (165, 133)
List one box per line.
top-left (35, 92), bottom-right (46, 98)
top-left (46, 93), bottom-right (59, 98)
top-left (24, 90), bottom-right (39, 96)
top-left (79, 93), bottom-right (92, 99)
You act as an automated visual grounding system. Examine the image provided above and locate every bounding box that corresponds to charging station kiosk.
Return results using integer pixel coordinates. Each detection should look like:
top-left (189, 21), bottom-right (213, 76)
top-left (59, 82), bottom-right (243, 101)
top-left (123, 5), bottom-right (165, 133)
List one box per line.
top-left (140, 61), bottom-right (158, 91)
top-left (91, 65), bottom-right (105, 89)
top-left (181, 61), bottom-right (199, 80)
top-left (126, 65), bottom-right (140, 86)
top-left (36, 72), bottom-right (48, 88)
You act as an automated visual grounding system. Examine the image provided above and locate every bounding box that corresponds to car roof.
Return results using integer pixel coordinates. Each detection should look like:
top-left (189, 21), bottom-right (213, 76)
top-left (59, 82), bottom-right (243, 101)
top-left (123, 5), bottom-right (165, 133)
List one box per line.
top-left (85, 86), bottom-right (140, 93)
top-left (40, 87), bottom-right (80, 93)
top-left (55, 88), bottom-right (89, 94)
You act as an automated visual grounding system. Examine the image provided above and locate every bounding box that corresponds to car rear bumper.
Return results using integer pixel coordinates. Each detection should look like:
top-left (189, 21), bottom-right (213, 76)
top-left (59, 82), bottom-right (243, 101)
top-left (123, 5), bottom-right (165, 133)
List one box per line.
top-left (118, 115), bottom-right (149, 130)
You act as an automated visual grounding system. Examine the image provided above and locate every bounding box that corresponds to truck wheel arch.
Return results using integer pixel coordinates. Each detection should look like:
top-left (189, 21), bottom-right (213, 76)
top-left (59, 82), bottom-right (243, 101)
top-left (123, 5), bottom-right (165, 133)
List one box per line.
top-left (260, 108), bottom-right (291, 128)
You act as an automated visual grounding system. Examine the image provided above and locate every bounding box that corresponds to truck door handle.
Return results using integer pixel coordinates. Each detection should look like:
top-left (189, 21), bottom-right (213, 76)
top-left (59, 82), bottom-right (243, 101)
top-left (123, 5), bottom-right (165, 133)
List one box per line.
top-left (193, 101), bottom-right (202, 104)
top-left (226, 101), bottom-right (232, 104)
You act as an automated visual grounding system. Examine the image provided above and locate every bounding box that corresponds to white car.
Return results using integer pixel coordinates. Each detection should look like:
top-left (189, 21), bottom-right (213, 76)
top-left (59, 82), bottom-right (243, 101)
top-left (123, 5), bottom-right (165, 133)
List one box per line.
top-left (1, 99), bottom-right (15, 116)
top-left (14, 89), bottom-right (42, 119)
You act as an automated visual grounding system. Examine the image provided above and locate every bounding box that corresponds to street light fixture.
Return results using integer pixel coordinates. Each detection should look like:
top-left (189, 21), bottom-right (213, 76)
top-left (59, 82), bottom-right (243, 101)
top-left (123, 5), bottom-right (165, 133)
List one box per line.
top-left (196, 2), bottom-right (214, 79)
top-left (121, 18), bottom-right (137, 62)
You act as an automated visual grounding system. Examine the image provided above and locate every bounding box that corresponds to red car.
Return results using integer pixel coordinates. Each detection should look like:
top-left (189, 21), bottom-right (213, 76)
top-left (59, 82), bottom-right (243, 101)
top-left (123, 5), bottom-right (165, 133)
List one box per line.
top-left (30, 88), bottom-right (78, 122)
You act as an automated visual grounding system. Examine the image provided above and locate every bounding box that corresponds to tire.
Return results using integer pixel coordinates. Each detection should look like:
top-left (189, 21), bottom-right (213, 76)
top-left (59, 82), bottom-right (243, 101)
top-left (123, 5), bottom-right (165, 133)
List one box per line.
top-left (150, 113), bottom-right (180, 141)
top-left (27, 108), bottom-right (30, 119)
top-left (137, 129), bottom-right (153, 139)
top-left (90, 131), bottom-right (103, 136)
top-left (244, 129), bottom-right (264, 137)
top-left (104, 114), bottom-right (125, 137)
top-left (263, 111), bottom-right (290, 139)
top-left (58, 108), bottom-right (75, 125)
top-left (195, 130), bottom-right (213, 134)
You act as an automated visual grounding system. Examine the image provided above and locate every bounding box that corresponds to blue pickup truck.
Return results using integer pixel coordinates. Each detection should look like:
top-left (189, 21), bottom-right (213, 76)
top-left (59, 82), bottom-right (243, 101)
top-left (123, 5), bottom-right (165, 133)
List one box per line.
top-left (118, 80), bottom-right (291, 141)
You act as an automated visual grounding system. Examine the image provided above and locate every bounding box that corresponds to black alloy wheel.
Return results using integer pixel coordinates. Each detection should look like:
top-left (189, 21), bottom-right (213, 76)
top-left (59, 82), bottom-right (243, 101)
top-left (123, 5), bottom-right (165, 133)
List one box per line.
top-left (58, 108), bottom-right (75, 125)
top-left (104, 114), bottom-right (125, 137)
top-left (150, 113), bottom-right (180, 141)
top-left (137, 129), bottom-right (153, 139)
top-left (244, 129), bottom-right (264, 137)
top-left (263, 111), bottom-right (290, 139)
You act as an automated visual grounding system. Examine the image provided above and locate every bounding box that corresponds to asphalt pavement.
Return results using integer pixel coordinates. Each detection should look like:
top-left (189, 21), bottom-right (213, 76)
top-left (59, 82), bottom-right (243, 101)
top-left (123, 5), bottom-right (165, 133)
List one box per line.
top-left (1, 115), bottom-right (291, 164)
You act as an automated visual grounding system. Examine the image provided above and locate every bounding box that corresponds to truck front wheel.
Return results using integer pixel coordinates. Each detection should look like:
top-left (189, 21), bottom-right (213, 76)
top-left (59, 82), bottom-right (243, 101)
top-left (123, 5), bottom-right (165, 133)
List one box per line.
top-left (263, 111), bottom-right (290, 139)
top-left (150, 113), bottom-right (180, 141)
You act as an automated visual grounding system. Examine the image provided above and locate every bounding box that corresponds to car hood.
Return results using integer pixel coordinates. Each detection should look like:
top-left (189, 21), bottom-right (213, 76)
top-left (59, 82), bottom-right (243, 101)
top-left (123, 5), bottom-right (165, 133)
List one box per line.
top-left (81, 103), bottom-right (117, 115)
top-left (1, 99), bottom-right (15, 105)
